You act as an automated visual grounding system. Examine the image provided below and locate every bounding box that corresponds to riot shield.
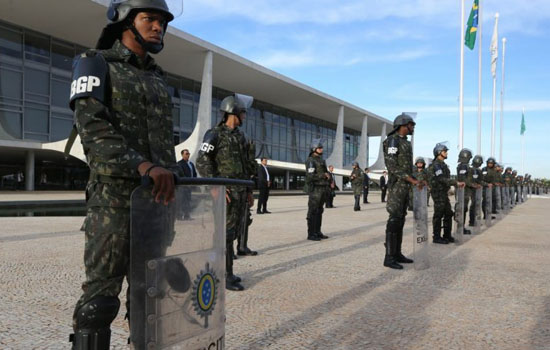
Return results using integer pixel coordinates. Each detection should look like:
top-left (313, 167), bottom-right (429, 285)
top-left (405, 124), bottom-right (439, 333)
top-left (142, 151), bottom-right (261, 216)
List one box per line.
top-left (515, 185), bottom-right (521, 205)
top-left (522, 186), bottom-right (527, 202)
top-left (510, 186), bottom-right (516, 208)
top-left (494, 186), bottom-right (502, 220)
top-left (130, 179), bottom-right (235, 350)
top-left (454, 187), bottom-right (465, 244)
top-left (502, 186), bottom-right (509, 214)
top-left (413, 186), bottom-right (429, 270)
top-left (484, 187), bottom-right (492, 227)
top-left (474, 187), bottom-right (482, 234)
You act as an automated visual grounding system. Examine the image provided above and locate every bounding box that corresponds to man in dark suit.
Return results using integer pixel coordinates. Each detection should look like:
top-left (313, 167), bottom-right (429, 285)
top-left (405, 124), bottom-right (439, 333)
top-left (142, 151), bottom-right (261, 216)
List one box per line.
top-left (178, 149), bottom-right (197, 220)
top-left (380, 170), bottom-right (388, 202)
top-left (363, 168), bottom-right (370, 203)
top-left (326, 165), bottom-right (337, 208)
top-left (257, 157), bottom-right (271, 214)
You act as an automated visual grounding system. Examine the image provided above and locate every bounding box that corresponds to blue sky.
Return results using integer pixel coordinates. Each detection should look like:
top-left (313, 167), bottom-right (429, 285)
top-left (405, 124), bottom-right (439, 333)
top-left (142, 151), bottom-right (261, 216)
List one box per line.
top-left (172, 0), bottom-right (550, 178)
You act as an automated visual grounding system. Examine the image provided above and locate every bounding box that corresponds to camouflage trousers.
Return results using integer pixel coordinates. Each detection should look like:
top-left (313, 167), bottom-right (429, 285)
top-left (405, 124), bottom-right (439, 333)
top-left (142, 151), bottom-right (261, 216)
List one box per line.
top-left (307, 185), bottom-right (328, 219)
top-left (226, 187), bottom-right (247, 242)
top-left (73, 180), bottom-right (137, 329)
top-left (386, 180), bottom-right (409, 232)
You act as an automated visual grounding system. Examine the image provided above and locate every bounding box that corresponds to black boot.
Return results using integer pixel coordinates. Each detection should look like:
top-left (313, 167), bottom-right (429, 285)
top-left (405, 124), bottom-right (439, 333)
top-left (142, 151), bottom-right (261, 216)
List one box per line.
top-left (433, 218), bottom-right (448, 244)
top-left (307, 216), bottom-right (321, 241)
top-left (442, 217), bottom-right (455, 243)
top-left (395, 231), bottom-right (413, 263)
top-left (383, 231), bottom-right (403, 269)
top-left (226, 245), bottom-right (244, 291)
top-left (316, 214), bottom-right (329, 239)
top-left (237, 221), bottom-right (258, 256)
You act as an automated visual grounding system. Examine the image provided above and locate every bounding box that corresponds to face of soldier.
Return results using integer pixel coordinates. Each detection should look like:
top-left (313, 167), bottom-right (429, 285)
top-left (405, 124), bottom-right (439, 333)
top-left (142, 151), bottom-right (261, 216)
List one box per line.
top-left (133, 11), bottom-right (167, 45)
top-left (488, 162), bottom-right (494, 168)
top-left (315, 147), bottom-right (323, 155)
top-left (416, 162), bottom-right (423, 169)
top-left (440, 150), bottom-right (448, 160)
top-left (407, 122), bottom-right (415, 135)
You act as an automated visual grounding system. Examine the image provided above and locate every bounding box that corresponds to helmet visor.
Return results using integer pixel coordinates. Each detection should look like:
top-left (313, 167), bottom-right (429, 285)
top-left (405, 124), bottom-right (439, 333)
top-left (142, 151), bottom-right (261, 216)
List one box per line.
top-left (235, 93), bottom-right (254, 111)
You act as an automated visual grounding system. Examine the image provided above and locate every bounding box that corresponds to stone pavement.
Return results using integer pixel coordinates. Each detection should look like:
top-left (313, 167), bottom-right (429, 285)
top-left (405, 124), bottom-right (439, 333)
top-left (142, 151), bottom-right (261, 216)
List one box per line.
top-left (1, 194), bottom-right (549, 349)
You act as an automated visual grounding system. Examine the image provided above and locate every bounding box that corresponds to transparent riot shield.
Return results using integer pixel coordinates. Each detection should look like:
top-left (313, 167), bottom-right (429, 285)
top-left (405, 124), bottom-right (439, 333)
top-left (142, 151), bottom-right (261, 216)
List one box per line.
top-left (515, 185), bottom-right (521, 205)
top-left (522, 186), bottom-right (527, 202)
top-left (484, 187), bottom-right (492, 227)
top-left (130, 178), bottom-right (251, 350)
top-left (510, 186), bottom-right (516, 207)
top-left (474, 187), bottom-right (482, 234)
top-left (454, 187), bottom-right (465, 244)
top-left (413, 186), bottom-right (429, 270)
top-left (502, 186), bottom-right (509, 214)
top-left (494, 186), bottom-right (502, 220)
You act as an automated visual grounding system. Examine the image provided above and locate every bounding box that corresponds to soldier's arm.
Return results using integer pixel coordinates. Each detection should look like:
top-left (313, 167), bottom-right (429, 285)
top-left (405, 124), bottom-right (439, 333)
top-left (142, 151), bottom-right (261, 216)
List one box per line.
top-left (306, 159), bottom-right (326, 184)
top-left (71, 53), bottom-right (148, 172)
top-left (195, 129), bottom-right (219, 178)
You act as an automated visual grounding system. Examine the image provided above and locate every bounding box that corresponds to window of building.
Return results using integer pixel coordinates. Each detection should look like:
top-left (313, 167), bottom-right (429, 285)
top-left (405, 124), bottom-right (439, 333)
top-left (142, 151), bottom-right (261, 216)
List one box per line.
top-left (0, 110), bottom-right (22, 139)
top-left (51, 79), bottom-right (70, 108)
top-left (0, 67), bottom-right (22, 101)
top-left (24, 31), bottom-right (50, 64)
top-left (51, 114), bottom-right (73, 141)
top-left (52, 41), bottom-right (74, 71)
top-left (0, 24), bottom-right (22, 59)
top-left (24, 103), bottom-right (49, 134)
top-left (24, 67), bottom-right (50, 102)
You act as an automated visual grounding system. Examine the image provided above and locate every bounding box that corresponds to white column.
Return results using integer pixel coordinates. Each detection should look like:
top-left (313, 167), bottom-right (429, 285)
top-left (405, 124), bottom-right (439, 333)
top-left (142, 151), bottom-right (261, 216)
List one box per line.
top-left (285, 170), bottom-right (290, 190)
top-left (177, 50), bottom-right (213, 162)
top-left (326, 106), bottom-right (344, 190)
top-left (25, 150), bottom-right (35, 191)
top-left (368, 123), bottom-right (388, 172)
top-left (354, 115), bottom-right (368, 168)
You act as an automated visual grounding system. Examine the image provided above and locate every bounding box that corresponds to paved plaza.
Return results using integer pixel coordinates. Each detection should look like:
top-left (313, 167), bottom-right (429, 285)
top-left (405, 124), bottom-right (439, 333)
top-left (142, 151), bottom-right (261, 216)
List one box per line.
top-left (1, 193), bottom-right (549, 349)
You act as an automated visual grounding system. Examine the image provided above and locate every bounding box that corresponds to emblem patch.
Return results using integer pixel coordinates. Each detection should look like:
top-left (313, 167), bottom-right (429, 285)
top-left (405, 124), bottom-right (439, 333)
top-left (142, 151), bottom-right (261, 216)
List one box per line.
top-left (192, 262), bottom-right (219, 318)
top-left (388, 147), bottom-right (398, 155)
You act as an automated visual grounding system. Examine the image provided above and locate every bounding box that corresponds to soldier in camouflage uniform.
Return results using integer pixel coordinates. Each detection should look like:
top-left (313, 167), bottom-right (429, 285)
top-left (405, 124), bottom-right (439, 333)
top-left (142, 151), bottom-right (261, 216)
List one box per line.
top-left (68, 1), bottom-right (180, 348)
top-left (456, 149), bottom-right (476, 235)
top-left (481, 158), bottom-right (498, 218)
top-left (196, 93), bottom-right (255, 292)
top-left (410, 157), bottom-right (429, 210)
top-left (350, 162), bottom-right (363, 211)
top-left (428, 143), bottom-right (465, 244)
top-left (469, 155), bottom-right (485, 226)
top-left (382, 114), bottom-right (419, 269)
top-left (305, 139), bottom-right (330, 241)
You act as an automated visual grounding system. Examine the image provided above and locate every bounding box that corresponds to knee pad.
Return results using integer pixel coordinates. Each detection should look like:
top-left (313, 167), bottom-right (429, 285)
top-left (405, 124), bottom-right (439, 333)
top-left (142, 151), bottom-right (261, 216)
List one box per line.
top-left (71, 296), bottom-right (120, 350)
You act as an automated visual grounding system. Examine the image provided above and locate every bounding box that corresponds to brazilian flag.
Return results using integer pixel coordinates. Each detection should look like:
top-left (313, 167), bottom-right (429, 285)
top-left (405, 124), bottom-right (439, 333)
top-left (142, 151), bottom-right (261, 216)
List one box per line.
top-left (465, 0), bottom-right (479, 50)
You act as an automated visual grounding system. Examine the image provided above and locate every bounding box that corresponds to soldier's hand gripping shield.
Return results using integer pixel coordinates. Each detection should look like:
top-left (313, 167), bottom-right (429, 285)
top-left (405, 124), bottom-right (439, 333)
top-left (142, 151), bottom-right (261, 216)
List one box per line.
top-left (129, 177), bottom-right (251, 350)
top-left (485, 187), bottom-right (493, 227)
top-left (454, 186), bottom-right (465, 244)
top-left (474, 187), bottom-right (482, 234)
top-left (413, 186), bottom-right (429, 270)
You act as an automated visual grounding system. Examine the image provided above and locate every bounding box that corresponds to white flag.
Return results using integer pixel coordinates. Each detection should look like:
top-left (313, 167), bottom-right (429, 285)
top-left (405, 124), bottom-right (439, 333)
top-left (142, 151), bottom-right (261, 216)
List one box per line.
top-left (490, 13), bottom-right (499, 78)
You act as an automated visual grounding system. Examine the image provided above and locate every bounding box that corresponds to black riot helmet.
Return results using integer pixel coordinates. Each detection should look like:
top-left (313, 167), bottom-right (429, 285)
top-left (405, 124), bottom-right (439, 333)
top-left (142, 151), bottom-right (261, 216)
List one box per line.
top-left (388, 113), bottom-right (416, 136)
top-left (486, 157), bottom-right (496, 167)
top-left (433, 142), bottom-right (449, 158)
top-left (310, 138), bottom-right (324, 155)
top-left (415, 157), bottom-right (426, 168)
top-left (97, 0), bottom-right (179, 52)
top-left (220, 93), bottom-right (254, 123)
top-left (472, 155), bottom-right (483, 167)
top-left (505, 167), bottom-right (512, 173)
top-left (458, 148), bottom-right (472, 163)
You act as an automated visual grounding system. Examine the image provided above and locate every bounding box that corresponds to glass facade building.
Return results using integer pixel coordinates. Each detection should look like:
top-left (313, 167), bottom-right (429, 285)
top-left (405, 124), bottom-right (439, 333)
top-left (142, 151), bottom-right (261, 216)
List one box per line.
top-left (0, 19), bottom-right (362, 190)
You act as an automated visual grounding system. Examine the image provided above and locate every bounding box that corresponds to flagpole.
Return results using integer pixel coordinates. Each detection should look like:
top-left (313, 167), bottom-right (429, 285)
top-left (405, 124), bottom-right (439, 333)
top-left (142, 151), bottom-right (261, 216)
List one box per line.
top-left (522, 107), bottom-right (525, 174)
top-left (499, 37), bottom-right (507, 164)
top-left (477, 0), bottom-right (483, 155)
top-left (459, 0), bottom-right (465, 150)
top-left (491, 13), bottom-right (499, 158)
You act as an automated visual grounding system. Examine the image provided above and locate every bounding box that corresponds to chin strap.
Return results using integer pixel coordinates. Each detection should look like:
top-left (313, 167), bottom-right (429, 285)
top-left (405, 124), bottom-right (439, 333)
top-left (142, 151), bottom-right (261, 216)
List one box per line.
top-left (129, 25), bottom-right (164, 54)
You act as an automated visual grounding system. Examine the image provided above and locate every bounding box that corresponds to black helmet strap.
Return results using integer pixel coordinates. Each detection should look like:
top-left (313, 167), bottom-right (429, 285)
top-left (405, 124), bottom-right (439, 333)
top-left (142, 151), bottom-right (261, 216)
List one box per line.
top-left (129, 24), bottom-right (164, 54)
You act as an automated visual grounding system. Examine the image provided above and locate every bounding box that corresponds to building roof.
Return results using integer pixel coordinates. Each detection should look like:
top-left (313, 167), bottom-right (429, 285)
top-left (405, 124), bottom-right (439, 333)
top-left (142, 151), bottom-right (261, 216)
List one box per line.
top-left (2, 0), bottom-right (391, 135)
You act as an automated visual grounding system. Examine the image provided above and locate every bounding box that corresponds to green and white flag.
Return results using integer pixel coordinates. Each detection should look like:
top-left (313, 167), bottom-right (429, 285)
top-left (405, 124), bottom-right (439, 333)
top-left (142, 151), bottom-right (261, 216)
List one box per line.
top-left (520, 112), bottom-right (526, 135)
top-left (465, 0), bottom-right (479, 50)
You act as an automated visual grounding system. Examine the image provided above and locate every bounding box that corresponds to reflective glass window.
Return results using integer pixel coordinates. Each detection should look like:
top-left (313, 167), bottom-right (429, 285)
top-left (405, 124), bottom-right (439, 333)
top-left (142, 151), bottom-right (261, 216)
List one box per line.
top-left (52, 41), bottom-right (74, 70)
top-left (24, 31), bottom-right (50, 64)
top-left (51, 79), bottom-right (70, 108)
top-left (25, 67), bottom-right (49, 97)
top-left (180, 103), bottom-right (193, 129)
top-left (24, 132), bottom-right (48, 141)
top-left (24, 105), bottom-right (49, 134)
top-left (0, 110), bottom-right (22, 139)
top-left (51, 116), bottom-right (73, 141)
top-left (0, 25), bottom-right (22, 58)
top-left (172, 106), bottom-right (180, 127)
top-left (0, 68), bottom-right (22, 100)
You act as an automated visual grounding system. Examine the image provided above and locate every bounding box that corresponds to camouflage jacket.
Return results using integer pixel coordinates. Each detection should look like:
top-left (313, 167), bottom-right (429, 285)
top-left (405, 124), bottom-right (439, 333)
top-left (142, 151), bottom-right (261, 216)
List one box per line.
top-left (412, 168), bottom-right (429, 182)
top-left (305, 154), bottom-right (329, 187)
top-left (383, 133), bottom-right (413, 187)
top-left (457, 162), bottom-right (475, 190)
top-left (196, 122), bottom-right (256, 187)
top-left (71, 40), bottom-right (179, 180)
top-left (481, 166), bottom-right (499, 185)
top-left (503, 172), bottom-right (513, 185)
top-left (350, 168), bottom-right (363, 189)
top-left (428, 158), bottom-right (457, 195)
